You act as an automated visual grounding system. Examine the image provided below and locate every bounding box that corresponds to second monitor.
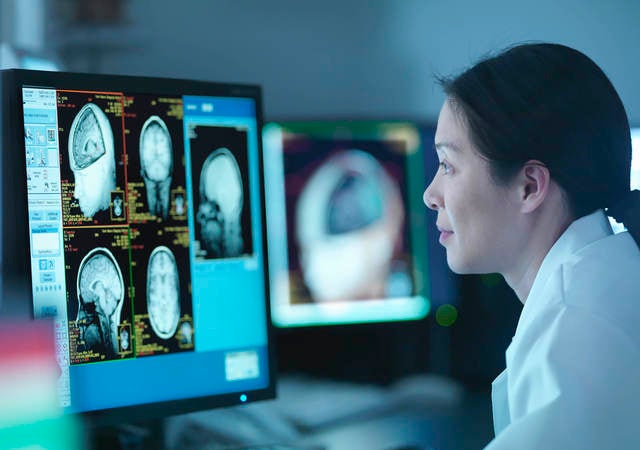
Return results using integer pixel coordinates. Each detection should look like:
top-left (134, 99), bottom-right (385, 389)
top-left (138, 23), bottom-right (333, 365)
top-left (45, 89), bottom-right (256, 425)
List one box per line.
top-left (264, 121), bottom-right (431, 328)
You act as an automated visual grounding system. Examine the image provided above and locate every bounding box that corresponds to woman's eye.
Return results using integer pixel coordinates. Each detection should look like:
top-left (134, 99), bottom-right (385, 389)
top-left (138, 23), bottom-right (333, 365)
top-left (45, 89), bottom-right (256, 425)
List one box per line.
top-left (439, 161), bottom-right (451, 175)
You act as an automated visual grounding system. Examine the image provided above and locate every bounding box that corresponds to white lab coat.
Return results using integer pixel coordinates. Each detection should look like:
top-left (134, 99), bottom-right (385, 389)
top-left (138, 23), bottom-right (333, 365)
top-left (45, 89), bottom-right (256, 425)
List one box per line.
top-left (485, 210), bottom-right (640, 449)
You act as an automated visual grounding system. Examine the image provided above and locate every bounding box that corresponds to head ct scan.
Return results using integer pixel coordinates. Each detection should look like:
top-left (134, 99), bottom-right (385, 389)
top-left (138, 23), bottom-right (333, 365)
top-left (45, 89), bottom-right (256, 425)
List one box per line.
top-left (75, 247), bottom-right (125, 358)
top-left (189, 124), bottom-right (253, 261)
top-left (146, 245), bottom-right (181, 339)
top-left (68, 103), bottom-right (116, 218)
top-left (197, 147), bottom-right (244, 258)
top-left (295, 149), bottom-right (406, 303)
top-left (140, 115), bottom-right (173, 219)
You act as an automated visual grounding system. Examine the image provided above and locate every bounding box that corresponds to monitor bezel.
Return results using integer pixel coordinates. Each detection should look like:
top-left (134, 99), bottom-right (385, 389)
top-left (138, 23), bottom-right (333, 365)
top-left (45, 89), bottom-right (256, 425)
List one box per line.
top-left (1, 68), bottom-right (276, 426)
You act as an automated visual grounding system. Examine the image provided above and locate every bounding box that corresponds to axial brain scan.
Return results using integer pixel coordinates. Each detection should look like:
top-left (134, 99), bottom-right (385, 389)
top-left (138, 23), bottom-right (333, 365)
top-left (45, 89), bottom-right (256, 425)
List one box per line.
top-left (147, 246), bottom-right (180, 339)
top-left (140, 116), bottom-right (173, 219)
top-left (120, 327), bottom-right (130, 351)
top-left (174, 194), bottom-right (185, 215)
top-left (197, 148), bottom-right (244, 257)
top-left (295, 149), bottom-right (405, 302)
top-left (68, 103), bottom-right (116, 218)
top-left (179, 321), bottom-right (193, 345)
top-left (113, 195), bottom-right (123, 218)
top-left (76, 248), bottom-right (125, 357)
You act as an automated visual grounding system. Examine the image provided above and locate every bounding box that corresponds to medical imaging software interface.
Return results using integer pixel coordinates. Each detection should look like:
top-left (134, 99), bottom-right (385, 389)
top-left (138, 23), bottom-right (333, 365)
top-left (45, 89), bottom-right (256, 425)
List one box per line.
top-left (22, 86), bottom-right (269, 413)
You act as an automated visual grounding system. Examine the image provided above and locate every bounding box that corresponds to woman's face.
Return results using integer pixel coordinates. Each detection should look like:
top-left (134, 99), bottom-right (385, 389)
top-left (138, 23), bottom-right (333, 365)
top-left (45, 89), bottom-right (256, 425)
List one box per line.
top-left (423, 100), bottom-right (521, 274)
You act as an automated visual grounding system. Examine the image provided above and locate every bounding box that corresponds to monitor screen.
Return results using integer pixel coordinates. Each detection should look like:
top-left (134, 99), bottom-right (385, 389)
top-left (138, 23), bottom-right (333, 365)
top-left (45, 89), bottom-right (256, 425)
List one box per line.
top-left (610, 128), bottom-right (640, 233)
top-left (1, 69), bottom-right (274, 423)
top-left (263, 122), bottom-right (431, 327)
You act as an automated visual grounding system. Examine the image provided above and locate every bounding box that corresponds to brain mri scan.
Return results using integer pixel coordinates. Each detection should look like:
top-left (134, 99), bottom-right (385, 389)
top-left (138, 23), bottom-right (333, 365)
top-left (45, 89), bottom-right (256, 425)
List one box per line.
top-left (119, 327), bottom-right (130, 351)
top-left (68, 103), bottom-right (116, 218)
top-left (140, 116), bottom-right (173, 219)
top-left (174, 194), bottom-right (185, 215)
top-left (147, 246), bottom-right (180, 339)
top-left (113, 195), bottom-right (124, 218)
top-left (295, 149), bottom-right (405, 302)
top-left (179, 321), bottom-right (193, 345)
top-left (196, 148), bottom-right (244, 258)
top-left (76, 248), bottom-right (125, 357)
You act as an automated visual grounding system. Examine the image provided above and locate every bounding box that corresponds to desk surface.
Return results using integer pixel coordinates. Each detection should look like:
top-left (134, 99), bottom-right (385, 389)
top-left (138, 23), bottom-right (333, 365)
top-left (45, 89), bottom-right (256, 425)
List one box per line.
top-left (164, 376), bottom-right (494, 450)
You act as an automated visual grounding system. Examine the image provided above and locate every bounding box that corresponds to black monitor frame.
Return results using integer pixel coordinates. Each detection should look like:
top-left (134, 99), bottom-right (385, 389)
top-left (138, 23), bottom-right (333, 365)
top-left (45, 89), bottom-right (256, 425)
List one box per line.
top-left (0, 69), bottom-right (276, 426)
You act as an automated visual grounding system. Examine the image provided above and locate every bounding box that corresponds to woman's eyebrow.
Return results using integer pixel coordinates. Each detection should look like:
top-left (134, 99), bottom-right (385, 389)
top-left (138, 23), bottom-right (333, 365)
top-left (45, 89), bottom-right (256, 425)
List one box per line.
top-left (434, 142), bottom-right (461, 153)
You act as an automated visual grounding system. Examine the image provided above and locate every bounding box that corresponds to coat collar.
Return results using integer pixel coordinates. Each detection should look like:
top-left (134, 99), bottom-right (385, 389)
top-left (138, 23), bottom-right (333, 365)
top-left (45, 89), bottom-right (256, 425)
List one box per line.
top-left (513, 209), bottom-right (613, 341)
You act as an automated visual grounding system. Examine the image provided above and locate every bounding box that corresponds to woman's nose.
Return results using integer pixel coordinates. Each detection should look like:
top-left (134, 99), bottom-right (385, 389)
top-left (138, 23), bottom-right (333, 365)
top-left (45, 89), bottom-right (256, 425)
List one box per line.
top-left (423, 179), bottom-right (441, 211)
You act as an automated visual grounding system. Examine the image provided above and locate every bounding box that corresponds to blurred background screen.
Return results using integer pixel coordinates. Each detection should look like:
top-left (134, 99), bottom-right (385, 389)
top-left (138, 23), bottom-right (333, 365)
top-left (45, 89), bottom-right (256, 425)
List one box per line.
top-left (264, 121), bottom-right (430, 328)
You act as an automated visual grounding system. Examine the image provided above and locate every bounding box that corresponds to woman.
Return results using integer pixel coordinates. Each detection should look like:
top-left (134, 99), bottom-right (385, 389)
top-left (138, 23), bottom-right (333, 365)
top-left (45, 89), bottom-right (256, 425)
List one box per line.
top-left (423, 43), bottom-right (640, 449)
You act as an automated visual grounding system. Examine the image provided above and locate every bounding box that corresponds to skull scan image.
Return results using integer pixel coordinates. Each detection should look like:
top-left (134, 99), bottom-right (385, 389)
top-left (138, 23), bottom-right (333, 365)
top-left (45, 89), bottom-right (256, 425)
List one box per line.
top-left (76, 248), bottom-right (125, 357)
top-left (119, 326), bottom-right (130, 351)
top-left (113, 195), bottom-right (124, 217)
top-left (196, 148), bottom-right (244, 258)
top-left (147, 246), bottom-right (180, 339)
top-left (68, 103), bottom-right (116, 218)
top-left (174, 194), bottom-right (185, 215)
top-left (179, 321), bottom-right (193, 345)
top-left (295, 149), bottom-right (405, 303)
top-left (140, 116), bottom-right (173, 219)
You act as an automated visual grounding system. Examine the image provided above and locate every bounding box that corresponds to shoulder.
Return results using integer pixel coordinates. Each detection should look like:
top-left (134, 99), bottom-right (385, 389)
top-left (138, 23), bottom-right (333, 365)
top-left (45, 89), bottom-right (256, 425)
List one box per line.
top-left (511, 231), bottom-right (640, 354)
top-left (562, 230), bottom-right (640, 299)
top-left (560, 231), bottom-right (640, 345)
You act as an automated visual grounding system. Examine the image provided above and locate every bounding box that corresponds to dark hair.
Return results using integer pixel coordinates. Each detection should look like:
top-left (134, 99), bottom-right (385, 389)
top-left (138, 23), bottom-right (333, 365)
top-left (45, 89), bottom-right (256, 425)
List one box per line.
top-left (437, 42), bottom-right (640, 248)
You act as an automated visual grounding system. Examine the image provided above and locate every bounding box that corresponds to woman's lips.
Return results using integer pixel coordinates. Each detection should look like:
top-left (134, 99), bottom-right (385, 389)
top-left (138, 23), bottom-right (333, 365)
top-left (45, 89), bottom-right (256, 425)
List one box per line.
top-left (439, 231), bottom-right (453, 244)
top-left (437, 226), bottom-right (453, 244)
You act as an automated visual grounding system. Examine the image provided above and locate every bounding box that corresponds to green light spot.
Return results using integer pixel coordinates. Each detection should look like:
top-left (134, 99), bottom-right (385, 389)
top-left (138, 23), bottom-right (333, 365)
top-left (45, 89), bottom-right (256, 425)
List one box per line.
top-left (436, 304), bottom-right (458, 327)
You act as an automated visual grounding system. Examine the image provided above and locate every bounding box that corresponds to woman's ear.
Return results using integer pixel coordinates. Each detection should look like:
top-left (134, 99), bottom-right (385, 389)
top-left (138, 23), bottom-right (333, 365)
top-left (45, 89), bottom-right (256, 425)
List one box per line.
top-left (518, 160), bottom-right (551, 214)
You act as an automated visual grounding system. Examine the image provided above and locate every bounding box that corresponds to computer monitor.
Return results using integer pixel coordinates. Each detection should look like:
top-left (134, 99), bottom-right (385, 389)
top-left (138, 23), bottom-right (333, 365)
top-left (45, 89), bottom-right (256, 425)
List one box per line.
top-left (0, 69), bottom-right (275, 424)
top-left (610, 127), bottom-right (640, 233)
top-left (263, 121), bottom-right (431, 328)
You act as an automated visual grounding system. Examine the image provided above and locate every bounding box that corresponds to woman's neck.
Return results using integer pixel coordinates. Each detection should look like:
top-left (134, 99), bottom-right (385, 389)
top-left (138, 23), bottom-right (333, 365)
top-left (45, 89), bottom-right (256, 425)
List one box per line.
top-left (503, 192), bottom-right (573, 304)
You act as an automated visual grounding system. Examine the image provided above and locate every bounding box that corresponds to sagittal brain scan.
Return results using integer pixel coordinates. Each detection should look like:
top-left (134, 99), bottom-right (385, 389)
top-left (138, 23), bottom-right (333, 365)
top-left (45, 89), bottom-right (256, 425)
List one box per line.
top-left (197, 148), bottom-right (244, 258)
top-left (147, 246), bottom-right (180, 339)
top-left (140, 115), bottom-right (173, 219)
top-left (68, 103), bottom-right (116, 218)
top-left (76, 248), bottom-right (125, 358)
top-left (295, 149), bottom-right (405, 303)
